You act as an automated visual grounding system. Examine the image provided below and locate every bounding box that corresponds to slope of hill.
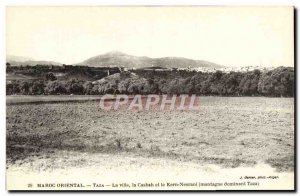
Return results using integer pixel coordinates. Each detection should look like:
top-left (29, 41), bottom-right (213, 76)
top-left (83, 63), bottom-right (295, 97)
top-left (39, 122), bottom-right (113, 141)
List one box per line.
top-left (7, 52), bottom-right (224, 69)
top-left (155, 57), bottom-right (223, 69)
top-left (78, 51), bottom-right (224, 69)
top-left (78, 51), bottom-right (153, 68)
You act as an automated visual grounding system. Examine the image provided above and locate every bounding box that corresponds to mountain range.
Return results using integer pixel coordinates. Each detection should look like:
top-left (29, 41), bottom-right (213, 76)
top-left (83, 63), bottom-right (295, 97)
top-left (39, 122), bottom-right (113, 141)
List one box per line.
top-left (7, 52), bottom-right (224, 69)
top-left (6, 55), bottom-right (62, 66)
top-left (78, 51), bottom-right (224, 69)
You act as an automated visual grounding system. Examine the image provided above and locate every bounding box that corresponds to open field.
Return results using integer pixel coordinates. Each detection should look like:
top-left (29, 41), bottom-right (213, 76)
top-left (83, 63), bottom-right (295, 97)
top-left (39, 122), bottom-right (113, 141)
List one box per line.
top-left (6, 96), bottom-right (294, 174)
top-left (6, 95), bottom-right (102, 105)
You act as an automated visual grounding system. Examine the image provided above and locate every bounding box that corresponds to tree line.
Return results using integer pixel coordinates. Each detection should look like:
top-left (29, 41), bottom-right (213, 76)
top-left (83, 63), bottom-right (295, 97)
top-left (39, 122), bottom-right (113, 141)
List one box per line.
top-left (6, 67), bottom-right (294, 97)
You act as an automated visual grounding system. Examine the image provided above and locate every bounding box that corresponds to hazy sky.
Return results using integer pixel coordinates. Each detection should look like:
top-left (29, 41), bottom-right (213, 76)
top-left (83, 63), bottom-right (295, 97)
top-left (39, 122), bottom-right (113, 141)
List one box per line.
top-left (6, 6), bottom-right (294, 67)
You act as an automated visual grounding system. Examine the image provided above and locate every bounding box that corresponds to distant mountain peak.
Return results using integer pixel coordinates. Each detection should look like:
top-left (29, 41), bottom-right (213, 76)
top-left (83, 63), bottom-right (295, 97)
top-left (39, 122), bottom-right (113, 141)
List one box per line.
top-left (6, 55), bottom-right (34, 62)
top-left (6, 55), bottom-right (62, 66)
top-left (104, 51), bottom-right (127, 56)
top-left (78, 52), bottom-right (224, 69)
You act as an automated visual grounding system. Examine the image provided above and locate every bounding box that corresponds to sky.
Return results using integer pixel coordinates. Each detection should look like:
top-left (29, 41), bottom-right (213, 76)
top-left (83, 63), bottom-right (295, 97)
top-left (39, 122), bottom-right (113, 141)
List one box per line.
top-left (6, 6), bottom-right (294, 67)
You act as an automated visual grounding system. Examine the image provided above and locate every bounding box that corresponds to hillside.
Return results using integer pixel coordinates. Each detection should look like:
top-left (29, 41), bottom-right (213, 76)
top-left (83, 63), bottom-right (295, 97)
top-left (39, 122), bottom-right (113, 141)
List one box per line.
top-left (78, 51), bottom-right (224, 69)
top-left (7, 52), bottom-right (224, 69)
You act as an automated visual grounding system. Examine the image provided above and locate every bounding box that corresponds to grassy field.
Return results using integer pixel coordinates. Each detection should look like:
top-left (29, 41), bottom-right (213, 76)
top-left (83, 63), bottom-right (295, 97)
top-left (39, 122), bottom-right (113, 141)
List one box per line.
top-left (6, 96), bottom-right (294, 172)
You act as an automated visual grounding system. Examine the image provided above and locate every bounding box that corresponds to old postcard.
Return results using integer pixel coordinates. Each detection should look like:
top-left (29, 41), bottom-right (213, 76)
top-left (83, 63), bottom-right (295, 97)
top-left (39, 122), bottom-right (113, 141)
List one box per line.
top-left (6, 6), bottom-right (295, 191)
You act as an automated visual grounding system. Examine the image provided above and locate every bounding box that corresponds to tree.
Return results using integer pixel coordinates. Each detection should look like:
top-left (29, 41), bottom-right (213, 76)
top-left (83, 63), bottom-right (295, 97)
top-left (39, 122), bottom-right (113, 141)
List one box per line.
top-left (45, 80), bottom-right (67, 95)
top-left (30, 80), bottom-right (45, 95)
top-left (83, 81), bottom-right (93, 95)
top-left (19, 80), bottom-right (31, 95)
top-left (65, 79), bottom-right (84, 95)
top-left (258, 67), bottom-right (294, 97)
top-left (45, 72), bottom-right (57, 81)
top-left (239, 70), bottom-right (260, 96)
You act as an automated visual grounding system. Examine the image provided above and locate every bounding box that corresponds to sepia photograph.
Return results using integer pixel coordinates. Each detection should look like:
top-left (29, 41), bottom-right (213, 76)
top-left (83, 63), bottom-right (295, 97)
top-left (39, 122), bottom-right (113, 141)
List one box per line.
top-left (5, 6), bottom-right (295, 191)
